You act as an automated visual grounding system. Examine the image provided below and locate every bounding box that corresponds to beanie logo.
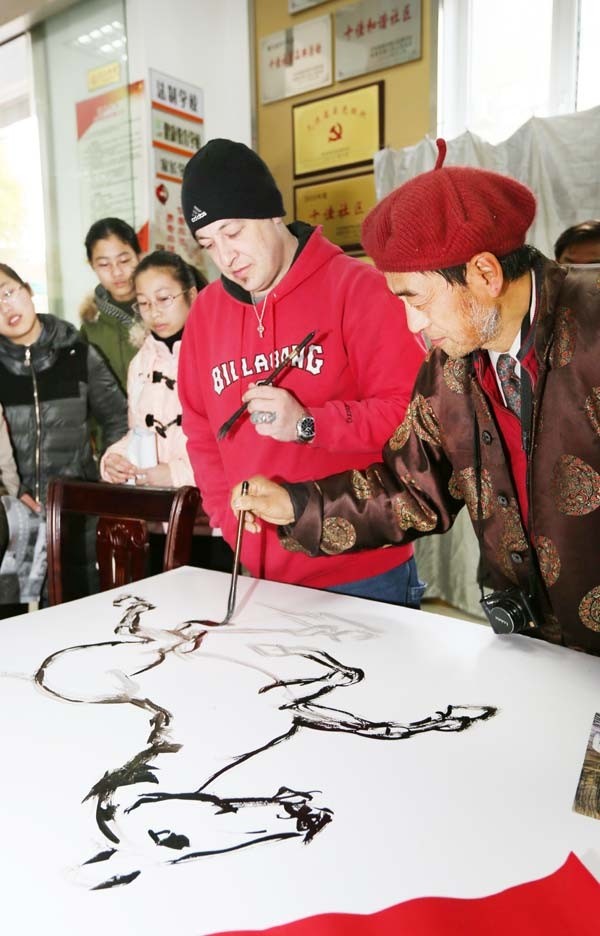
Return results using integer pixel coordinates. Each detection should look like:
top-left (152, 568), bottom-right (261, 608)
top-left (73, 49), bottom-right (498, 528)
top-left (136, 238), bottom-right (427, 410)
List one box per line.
top-left (191, 205), bottom-right (207, 223)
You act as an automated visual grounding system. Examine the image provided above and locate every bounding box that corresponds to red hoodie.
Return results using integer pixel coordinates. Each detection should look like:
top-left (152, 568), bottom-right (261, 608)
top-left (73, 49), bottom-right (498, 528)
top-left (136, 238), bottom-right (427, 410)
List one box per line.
top-left (178, 224), bottom-right (425, 587)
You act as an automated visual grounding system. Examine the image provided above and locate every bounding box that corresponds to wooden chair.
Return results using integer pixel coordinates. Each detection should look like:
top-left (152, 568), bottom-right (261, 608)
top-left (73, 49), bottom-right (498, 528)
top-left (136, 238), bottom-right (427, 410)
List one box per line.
top-left (46, 479), bottom-right (204, 605)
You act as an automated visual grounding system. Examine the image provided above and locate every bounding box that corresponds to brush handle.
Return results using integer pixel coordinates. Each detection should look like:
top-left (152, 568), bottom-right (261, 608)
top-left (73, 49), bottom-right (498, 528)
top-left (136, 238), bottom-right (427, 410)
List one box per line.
top-left (217, 402), bottom-right (250, 441)
top-left (223, 480), bottom-right (249, 624)
top-left (216, 330), bottom-right (316, 440)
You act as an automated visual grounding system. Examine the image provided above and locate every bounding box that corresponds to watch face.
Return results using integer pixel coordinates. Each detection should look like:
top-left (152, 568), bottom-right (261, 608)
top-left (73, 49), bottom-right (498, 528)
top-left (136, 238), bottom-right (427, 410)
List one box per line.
top-left (297, 415), bottom-right (315, 441)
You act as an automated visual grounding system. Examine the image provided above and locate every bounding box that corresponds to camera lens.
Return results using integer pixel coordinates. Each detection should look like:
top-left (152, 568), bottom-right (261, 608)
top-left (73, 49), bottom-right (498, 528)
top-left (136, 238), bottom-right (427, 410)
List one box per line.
top-left (480, 588), bottom-right (540, 636)
top-left (488, 598), bottom-right (527, 634)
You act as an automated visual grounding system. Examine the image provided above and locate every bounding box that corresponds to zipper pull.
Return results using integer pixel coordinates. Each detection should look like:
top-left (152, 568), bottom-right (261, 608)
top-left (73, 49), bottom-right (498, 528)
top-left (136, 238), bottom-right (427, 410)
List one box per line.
top-left (24, 347), bottom-right (31, 366)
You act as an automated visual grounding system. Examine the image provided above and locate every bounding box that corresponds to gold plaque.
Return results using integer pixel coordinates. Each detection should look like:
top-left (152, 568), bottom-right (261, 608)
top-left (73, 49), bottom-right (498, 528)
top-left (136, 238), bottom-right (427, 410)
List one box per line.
top-left (294, 172), bottom-right (377, 252)
top-left (292, 82), bottom-right (383, 178)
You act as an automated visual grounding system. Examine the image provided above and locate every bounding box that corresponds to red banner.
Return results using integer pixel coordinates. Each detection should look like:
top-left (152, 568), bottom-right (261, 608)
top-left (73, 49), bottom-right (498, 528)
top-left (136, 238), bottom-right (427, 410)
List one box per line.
top-left (210, 854), bottom-right (599, 936)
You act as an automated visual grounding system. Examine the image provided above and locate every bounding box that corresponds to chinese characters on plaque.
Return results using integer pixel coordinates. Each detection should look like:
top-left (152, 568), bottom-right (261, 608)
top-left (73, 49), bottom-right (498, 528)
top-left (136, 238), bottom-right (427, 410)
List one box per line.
top-left (262, 3), bottom-right (421, 105)
top-left (335, 0), bottom-right (421, 80)
top-left (259, 15), bottom-right (332, 104)
top-left (293, 82), bottom-right (383, 177)
top-left (295, 173), bottom-right (377, 252)
top-left (149, 70), bottom-right (204, 262)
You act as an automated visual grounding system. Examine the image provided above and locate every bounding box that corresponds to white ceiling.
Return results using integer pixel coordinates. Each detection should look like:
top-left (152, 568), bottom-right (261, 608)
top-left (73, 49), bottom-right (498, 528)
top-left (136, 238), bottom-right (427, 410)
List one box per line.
top-left (0, 0), bottom-right (79, 43)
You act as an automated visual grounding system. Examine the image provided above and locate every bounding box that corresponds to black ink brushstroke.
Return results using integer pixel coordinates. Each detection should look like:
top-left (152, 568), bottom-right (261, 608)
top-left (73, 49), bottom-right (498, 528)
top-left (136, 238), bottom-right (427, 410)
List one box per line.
top-left (83, 740), bottom-right (181, 844)
top-left (170, 831), bottom-right (303, 864)
top-left (129, 786), bottom-right (333, 847)
top-left (113, 595), bottom-right (155, 634)
top-left (35, 639), bottom-right (145, 701)
top-left (148, 829), bottom-right (190, 850)
top-left (83, 848), bottom-right (117, 864)
top-left (92, 870), bottom-right (141, 890)
top-left (33, 593), bottom-right (497, 889)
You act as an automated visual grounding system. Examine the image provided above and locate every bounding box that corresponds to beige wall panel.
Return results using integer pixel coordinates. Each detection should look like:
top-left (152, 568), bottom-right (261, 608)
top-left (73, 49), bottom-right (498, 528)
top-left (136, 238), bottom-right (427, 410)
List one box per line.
top-left (254, 0), bottom-right (434, 216)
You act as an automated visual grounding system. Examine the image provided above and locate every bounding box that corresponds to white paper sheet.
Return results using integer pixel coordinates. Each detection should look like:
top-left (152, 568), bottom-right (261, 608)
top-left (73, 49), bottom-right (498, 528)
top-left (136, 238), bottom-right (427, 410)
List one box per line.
top-left (1, 566), bottom-right (598, 935)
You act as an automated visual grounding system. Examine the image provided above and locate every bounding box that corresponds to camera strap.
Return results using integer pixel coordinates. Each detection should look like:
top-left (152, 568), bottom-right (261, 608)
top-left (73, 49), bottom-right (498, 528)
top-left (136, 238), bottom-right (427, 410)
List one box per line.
top-left (473, 310), bottom-right (540, 605)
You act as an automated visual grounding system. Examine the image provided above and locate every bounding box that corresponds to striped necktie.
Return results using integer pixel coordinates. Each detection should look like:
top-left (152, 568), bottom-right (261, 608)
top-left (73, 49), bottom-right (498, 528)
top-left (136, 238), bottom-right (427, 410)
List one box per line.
top-left (496, 353), bottom-right (521, 418)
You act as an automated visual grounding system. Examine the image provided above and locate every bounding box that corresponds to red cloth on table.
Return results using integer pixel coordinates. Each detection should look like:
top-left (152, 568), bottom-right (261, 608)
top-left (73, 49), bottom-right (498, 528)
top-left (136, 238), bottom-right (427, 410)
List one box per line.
top-left (209, 853), bottom-right (599, 936)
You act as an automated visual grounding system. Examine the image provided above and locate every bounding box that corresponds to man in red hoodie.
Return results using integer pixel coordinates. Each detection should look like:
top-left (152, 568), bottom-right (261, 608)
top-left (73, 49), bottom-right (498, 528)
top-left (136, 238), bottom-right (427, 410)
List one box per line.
top-left (179, 138), bottom-right (425, 604)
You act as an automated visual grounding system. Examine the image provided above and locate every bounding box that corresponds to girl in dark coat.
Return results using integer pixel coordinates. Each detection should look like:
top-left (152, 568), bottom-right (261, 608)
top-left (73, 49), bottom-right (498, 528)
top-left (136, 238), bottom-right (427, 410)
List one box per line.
top-left (0, 263), bottom-right (128, 599)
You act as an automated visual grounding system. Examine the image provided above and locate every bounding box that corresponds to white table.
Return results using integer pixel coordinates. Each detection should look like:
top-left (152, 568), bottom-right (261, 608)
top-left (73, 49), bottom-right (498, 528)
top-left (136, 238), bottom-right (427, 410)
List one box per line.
top-left (1, 566), bottom-right (599, 935)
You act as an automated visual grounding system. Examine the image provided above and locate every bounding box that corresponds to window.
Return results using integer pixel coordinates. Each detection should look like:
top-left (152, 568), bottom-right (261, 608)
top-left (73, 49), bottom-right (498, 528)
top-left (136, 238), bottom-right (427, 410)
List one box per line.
top-left (437, 0), bottom-right (599, 143)
top-left (577, 0), bottom-right (600, 112)
top-left (0, 34), bottom-right (47, 311)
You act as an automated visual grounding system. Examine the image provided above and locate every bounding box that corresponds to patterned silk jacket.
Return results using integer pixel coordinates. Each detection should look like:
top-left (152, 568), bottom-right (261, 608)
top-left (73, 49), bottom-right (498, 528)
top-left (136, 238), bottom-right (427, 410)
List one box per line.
top-left (283, 258), bottom-right (600, 655)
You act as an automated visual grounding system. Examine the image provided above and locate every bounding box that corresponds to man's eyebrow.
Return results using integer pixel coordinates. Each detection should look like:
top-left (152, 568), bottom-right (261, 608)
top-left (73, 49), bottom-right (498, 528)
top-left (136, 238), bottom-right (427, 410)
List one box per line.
top-left (202, 221), bottom-right (240, 234)
top-left (393, 289), bottom-right (418, 298)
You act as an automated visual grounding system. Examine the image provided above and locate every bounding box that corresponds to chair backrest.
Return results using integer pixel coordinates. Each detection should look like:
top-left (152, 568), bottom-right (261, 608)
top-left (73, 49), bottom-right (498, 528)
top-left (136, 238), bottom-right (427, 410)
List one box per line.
top-left (46, 479), bottom-right (203, 605)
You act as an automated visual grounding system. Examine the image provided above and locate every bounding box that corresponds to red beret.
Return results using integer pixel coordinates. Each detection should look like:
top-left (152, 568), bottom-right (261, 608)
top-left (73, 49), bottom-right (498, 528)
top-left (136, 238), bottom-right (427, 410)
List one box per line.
top-left (361, 139), bottom-right (536, 272)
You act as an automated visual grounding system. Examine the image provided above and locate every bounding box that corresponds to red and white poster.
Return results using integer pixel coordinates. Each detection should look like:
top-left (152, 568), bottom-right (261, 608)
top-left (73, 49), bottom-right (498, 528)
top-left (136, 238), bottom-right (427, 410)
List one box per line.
top-left (149, 69), bottom-right (204, 264)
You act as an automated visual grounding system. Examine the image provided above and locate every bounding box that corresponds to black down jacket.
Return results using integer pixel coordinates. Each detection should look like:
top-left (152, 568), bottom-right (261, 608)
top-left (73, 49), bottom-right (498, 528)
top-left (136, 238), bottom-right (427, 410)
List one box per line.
top-left (0, 314), bottom-right (128, 503)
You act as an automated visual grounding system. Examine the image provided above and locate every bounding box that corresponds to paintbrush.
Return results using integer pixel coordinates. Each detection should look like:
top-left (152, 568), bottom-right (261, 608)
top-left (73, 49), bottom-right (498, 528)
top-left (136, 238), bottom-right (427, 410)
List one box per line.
top-left (222, 479), bottom-right (249, 625)
top-left (217, 330), bottom-right (316, 440)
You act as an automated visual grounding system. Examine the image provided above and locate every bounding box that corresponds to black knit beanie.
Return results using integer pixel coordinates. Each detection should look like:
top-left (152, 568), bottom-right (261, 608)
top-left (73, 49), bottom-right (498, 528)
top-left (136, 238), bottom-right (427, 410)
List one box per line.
top-left (181, 139), bottom-right (286, 236)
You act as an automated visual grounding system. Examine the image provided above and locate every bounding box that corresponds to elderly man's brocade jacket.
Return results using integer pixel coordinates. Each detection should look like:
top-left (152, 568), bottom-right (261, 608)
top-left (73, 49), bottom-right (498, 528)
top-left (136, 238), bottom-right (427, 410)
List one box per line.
top-left (284, 259), bottom-right (600, 655)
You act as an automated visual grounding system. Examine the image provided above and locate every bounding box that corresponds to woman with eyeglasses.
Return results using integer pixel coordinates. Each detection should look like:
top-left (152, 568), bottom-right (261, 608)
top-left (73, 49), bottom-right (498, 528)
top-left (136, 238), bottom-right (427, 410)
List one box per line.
top-left (0, 263), bottom-right (128, 599)
top-left (100, 252), bottom-right (233, 574)
top-left (80, 217), bottom-right (142, 392)
top-left (101, 250), bottom-right (207, 488)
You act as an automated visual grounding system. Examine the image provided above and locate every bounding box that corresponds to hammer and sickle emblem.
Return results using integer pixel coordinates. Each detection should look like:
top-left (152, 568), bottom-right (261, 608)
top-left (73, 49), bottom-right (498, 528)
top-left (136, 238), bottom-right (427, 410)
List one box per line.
top-left (328, 122), bottom-right (343, 142)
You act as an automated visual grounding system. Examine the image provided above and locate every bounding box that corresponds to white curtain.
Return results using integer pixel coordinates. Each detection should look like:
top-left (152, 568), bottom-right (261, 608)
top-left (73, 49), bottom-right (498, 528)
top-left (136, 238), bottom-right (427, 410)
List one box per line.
top-left (374, 106), bottom-right (600, 258)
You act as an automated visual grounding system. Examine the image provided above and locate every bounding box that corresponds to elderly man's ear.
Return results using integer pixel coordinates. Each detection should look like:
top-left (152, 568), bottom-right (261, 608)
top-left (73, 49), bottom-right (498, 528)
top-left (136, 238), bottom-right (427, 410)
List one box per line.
top-left (465, 252), bottom-right (504, 299)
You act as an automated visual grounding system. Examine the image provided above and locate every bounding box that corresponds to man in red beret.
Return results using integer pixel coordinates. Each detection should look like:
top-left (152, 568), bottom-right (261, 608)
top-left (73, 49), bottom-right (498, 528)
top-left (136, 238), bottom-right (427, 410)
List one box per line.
top-left (232, 140), bottom-right (600, 655)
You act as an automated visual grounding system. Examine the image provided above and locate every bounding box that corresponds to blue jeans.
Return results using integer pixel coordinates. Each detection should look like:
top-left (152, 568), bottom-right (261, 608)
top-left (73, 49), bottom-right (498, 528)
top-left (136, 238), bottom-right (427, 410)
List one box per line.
top-left (326, 556), bottom-right (426, 609)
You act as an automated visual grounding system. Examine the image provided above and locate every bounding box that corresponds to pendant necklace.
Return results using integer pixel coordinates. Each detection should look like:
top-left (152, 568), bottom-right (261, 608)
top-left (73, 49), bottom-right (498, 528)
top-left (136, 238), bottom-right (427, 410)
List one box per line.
top-left (250, 292), bottom-right (268, 338)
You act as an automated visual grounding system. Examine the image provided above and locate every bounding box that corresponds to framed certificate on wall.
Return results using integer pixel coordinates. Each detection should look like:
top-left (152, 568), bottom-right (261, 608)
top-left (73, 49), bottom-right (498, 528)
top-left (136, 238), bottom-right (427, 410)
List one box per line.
top-left (259, 15), bottom-right (332, 104)
top-left (292, 81), bottom-right (384, 178)
top-left (335, 0), bottom-right (422, 81)
top-left (294, 172), bottom-right (377, 252)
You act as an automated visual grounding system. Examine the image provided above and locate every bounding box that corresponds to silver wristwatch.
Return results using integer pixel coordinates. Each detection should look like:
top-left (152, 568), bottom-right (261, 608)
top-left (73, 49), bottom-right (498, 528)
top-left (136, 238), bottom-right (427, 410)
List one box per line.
top-left (296, 413), bottom-right (315, 443)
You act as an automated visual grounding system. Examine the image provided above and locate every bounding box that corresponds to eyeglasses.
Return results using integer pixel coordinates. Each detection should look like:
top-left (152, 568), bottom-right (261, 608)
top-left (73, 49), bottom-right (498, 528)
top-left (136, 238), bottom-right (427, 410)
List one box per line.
top-left (0, 284), bottom-right (24, 307)
top-left (132, 291), bottom-right (187, 316)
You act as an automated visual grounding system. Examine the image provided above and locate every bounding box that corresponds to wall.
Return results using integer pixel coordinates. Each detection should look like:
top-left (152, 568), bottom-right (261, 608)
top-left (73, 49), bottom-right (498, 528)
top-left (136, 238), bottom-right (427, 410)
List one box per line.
top-left (254, 0), bottom-right (436, 219)
top-left (125, 0), bottom-right (252, 145)
top-left (125, 0), bottom-right (253, 283)
top-left (33, 0), bottom-right (252, 323)
top-left (33, 0), bottom-right (129, 321)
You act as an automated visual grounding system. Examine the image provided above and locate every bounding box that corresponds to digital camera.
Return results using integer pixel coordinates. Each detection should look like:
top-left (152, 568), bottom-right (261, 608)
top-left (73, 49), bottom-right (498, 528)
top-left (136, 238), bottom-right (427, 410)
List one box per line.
top-left (480, 587), bottom-right (541, 635)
